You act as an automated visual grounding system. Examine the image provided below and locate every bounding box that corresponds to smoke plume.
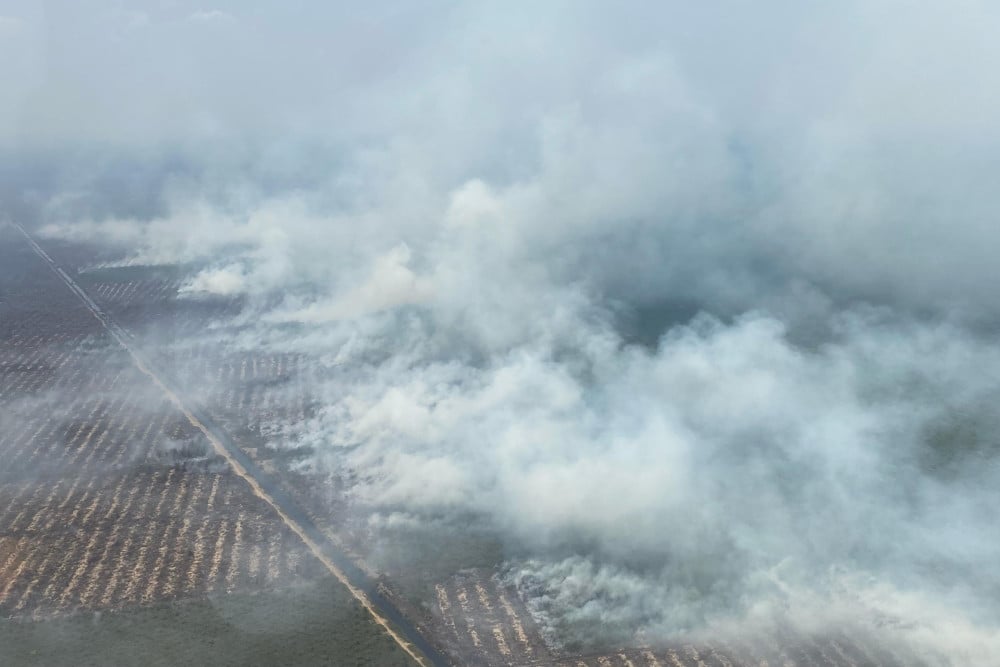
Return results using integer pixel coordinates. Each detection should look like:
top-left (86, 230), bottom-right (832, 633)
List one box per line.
top-left (6, 1), bottom-right (1000, 663)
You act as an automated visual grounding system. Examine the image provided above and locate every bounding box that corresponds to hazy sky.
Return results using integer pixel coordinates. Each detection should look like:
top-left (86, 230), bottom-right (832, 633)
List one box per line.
top-left (6, 1), bottom-right (1000, 319)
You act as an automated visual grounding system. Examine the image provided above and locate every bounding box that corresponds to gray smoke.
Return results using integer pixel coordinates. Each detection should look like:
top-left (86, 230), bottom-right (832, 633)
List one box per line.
top-left (6, 1), bottom-right (1000, 663)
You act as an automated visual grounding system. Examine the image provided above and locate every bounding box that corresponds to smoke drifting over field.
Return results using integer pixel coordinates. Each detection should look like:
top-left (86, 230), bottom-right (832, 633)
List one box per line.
top-left (6, 1), bottom-right (1000, 663)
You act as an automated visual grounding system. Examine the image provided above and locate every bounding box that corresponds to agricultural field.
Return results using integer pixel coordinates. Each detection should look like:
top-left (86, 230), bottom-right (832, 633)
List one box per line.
top-left (0, 225), bottom-right (418, 665)
top-left (422, 567), bottom-right (926, 667)
top-left (0, 224), bottom-right (930, 666)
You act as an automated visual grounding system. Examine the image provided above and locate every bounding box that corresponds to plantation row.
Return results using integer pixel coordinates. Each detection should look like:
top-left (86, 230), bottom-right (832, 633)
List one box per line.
top-left (0, 344), bottom-right (139, 398)
top-left (99, 281), bottom-right (244, 334)
top-left (0, 337), bottom-right (187, 483)
top-left (0, 343), bottom-right (326, 620)
top-left (90, 279), bottom-right (180, 307)
top-left (0, 346), bottom-right (87, 399)
top-left (0, 235), bottom-right (105, 344)
top-left (0, 466), bottom-right (325, 619)
top-left (516, 634), bottom-right (919, 667)
top-left (554, 633), bottom-right (923, 667)
top-left (0, 308), bottom-right (105, 344)
top-left (0, 391), bottom-right (210, 482)
top-left (165, 348), bottom-right (310, 386)
top-left (144, 346), bottom-right (320, 467)
top-left (434, 569), bottom-right (548, 667)
top-left (75, 261), bottom-right (322, 465)
top-left (0, 232), bottom-right (331, 621)
top-left (424, 568), bottom-right (907, 667)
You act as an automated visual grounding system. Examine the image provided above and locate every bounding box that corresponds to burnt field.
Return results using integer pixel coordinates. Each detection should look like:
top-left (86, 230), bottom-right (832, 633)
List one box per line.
top-left (0, 225), bottom-right (932, 667)
top-left (421, 567), bottom-right (927, 667)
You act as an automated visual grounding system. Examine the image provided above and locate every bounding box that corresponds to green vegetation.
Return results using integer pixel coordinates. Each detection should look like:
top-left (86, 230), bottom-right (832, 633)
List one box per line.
top-left (0, 580), bottom-right (418, 667)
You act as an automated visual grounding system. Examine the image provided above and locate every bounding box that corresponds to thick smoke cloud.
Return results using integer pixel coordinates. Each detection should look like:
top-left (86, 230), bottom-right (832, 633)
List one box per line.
top-left (6, 1), bottom-right (1000, 664)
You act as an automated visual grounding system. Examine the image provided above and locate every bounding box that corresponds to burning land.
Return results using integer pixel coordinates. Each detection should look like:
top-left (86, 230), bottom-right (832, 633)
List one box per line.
top-left (0, 219), bottom-right (971, 666)
top-left (4, 3), bottom-right (1000, 666)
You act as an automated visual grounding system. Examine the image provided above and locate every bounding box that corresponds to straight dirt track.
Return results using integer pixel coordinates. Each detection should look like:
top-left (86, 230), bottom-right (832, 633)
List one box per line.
top-left (12, 223), bottom-right (447, 667)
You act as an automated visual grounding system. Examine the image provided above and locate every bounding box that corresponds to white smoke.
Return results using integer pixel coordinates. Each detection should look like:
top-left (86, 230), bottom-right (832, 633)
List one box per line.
top-left (180, 263), bottom-right (247, 296)
top-left (9, 1), bottom-right (1000, 663)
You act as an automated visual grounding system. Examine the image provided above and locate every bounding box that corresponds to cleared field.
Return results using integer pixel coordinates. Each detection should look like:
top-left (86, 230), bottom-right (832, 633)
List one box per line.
top-left (0, 467), bottom-right (325, 617)
top-left (0, 226), bottom-right (420, 665)
top-left (0, 238), bottom-right (321, 619)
